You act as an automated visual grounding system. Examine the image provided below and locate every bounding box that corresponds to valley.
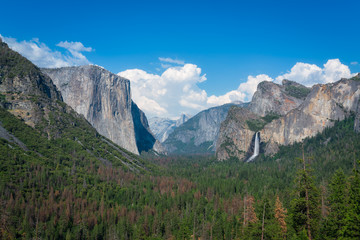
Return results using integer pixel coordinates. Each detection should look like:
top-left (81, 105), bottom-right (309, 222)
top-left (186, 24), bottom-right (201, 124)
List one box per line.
top-left (1, 36), bottom-right (360, 240)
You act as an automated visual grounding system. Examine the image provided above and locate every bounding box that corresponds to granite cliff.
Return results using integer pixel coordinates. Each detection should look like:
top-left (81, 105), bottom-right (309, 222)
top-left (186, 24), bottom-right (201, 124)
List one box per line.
top-left (216, 75), bottom-right (360, 161)
top-left (0, 38), bottom-right (147, 171)
top-left (42, 66), bottom-right (162, 155)
top-left (261, 76), bottom-right (360, 150)
top-left (249, 79), bottom-right (309, 116)
top-left (216, 107), bottom-right (260, 160)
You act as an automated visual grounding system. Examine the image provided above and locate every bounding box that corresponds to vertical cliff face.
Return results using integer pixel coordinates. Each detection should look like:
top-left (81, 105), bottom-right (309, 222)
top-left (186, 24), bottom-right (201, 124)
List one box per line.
top-left (216, 76), bottom-right (360, 161)
top-left (216, 107), bottom-right (260, 161)
top-left (249, 80), bottom-right (309, 116)
top-left (261, 78), bottom-right (360, 148)
top-left (42, 66), bottom-right (161, 155)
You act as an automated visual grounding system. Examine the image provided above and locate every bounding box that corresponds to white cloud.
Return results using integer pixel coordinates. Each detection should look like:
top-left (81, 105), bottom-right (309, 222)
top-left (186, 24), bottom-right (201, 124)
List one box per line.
top-left (275, 59), bottom-right (353, 86)
top-left (120, 58), bottom-right (355, 118)
top-left (238, 74), bottom-right (273, 101)
top-left (351, 61), bottom-right (358, 65)
top-left (159, 57), bottom-right (185, 65)
top-left (207, 74), bottom-right (273, 105)
top-left (0, 35), bottom-right (92, 68)
top-left (119, 60), bottom-right (271, 118)
top-left (119, 64), bottom-right (211, 118)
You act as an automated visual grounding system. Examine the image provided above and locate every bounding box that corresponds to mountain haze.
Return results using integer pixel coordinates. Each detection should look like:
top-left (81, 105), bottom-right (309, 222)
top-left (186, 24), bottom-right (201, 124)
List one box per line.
top-left (149, 113), bottom-right (191, 142)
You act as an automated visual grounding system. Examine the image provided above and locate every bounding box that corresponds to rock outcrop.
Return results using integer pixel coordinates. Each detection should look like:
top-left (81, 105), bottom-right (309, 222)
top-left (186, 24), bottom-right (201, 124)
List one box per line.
top-left (163, 103), bottom-right (243, 154)
top-left (353, 74), bottom-right (360, 133)
top-left (0, 40), bottom-right (62, 128)
top-left (149, 114), bottom-right (191, 142)
top-left (261, 78), bottom-right (360, 147)
top-left (216, 107), bottom-right (260, 160)
top-left (216, 75), bottom-right (360, 161)
top-left (42, 65), bottom-right (162, 155)
top-left (249, 80), bottom-right (309, 116)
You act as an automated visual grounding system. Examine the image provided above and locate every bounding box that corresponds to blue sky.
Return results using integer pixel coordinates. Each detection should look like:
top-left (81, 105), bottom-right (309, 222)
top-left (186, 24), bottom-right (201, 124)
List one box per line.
top-left (1, 0), bottom-right (360, 118)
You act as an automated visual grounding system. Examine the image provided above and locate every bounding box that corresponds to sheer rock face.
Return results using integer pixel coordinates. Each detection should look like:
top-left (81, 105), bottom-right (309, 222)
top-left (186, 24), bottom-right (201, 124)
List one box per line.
top-left (261, 78), bottom-right (360, 147)
top-left (216, 107), bottom-right (259, 161)
top-left (249, 80), bottom-right (308, 116)
top-left (354, 75), bottom-right (360, 133)
top-left (163, 103), bottom-right (243, 154)
top-left (42, 66), bottom-right (162, 155)
top-left (355, 99), bottom-right (360, 133)
top-left (216, 76), bottom-right (360, 161)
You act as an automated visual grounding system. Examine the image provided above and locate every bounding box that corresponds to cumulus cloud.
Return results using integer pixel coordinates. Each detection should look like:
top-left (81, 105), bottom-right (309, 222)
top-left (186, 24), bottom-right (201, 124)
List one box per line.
top-left (120, 58), bottom-right (355, 118)
top-left (119, 64), bottom-right (211, 118)
top-left (0, 35), bottom-right (92, 68)
top-left (275, 59), bottom-right (353, 86)
top-left (207, 74), bottom-right (273, 105)
top-left (119, 61), bottom-right (272, 118)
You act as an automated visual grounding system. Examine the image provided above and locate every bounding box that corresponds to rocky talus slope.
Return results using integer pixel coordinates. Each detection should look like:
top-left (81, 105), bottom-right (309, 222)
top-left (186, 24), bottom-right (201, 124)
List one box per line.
top-left (42, 66), bottom-right (163, 155)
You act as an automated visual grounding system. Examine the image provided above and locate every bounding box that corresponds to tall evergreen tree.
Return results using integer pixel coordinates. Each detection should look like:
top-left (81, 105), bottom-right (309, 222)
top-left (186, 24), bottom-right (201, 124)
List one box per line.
top-left (341, 164), bottom-right (360, 238)
top-left (290, 153), bottom-right (321, 239)
top-left (323, 169), bottom-right (347, 238)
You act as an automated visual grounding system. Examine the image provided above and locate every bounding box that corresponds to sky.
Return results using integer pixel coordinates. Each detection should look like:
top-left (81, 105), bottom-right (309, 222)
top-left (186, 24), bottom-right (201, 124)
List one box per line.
top-left (1, 0), bottom-right (360, 118)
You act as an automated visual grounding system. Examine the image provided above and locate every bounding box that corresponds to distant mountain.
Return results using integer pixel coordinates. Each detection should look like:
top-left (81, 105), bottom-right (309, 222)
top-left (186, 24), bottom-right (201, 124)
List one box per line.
top-left (149, 113), bottom-right (191, 142)
top-left (42, 65), bottom-right (164, 155)
top-left (163, 102), bottom-right (245, 154)
top-left (216, 76), bottom-right (360, 161)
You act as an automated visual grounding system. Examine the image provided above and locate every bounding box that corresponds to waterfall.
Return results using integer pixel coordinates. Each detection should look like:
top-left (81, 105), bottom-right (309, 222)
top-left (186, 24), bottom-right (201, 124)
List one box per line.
top-left (246, 132), bottom-right (260, 162)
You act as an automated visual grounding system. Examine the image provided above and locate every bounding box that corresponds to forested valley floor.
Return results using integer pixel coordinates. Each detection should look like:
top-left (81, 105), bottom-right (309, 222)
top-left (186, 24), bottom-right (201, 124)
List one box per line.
top-left (1, 109), bottom-right (360, 239)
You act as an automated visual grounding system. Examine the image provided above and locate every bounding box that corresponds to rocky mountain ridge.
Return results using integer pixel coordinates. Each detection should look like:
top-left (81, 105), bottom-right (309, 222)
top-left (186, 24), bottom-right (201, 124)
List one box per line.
top-left (0, 39), bottom-right (62, 129)
top-left (42, 65), bottom-right (163, 155)
top-left (249, 79), bottom-right (310, 116)
top-left (216, 75), bottom-right (360, 161)
top-left (163, 102), bottom-right (245, 154)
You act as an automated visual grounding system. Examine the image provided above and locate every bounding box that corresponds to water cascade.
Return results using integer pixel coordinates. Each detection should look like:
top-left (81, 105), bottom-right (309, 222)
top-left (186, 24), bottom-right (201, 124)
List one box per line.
top-left (246, 132), bottom-right (260, 162)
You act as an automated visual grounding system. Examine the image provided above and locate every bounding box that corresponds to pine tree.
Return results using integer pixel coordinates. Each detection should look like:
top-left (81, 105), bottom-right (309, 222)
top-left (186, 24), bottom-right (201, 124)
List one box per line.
top-left (290, 152), bottom-right (321, 239)
top-left (341, 164), bottom-right (360, 238)
top-left (323, 169), bottom-right (347, 238)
